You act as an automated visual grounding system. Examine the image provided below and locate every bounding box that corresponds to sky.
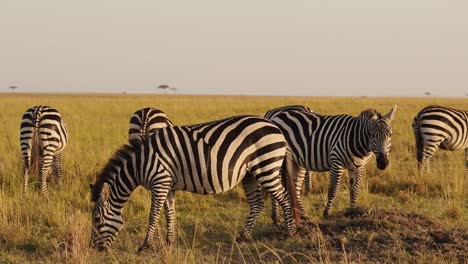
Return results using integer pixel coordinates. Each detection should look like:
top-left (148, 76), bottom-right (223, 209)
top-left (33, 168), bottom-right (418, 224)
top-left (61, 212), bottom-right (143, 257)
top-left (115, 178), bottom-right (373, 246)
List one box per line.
top-left (1, 1), bottom-right (468, 97)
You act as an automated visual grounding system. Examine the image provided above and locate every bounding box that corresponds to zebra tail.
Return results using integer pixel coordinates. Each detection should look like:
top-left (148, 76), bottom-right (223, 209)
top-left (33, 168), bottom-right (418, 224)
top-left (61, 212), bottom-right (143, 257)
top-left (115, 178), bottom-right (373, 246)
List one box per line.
top-left (413, 114), bottom-right (424, 170)
top-left (29, 128), bottom-right (41, 177)
top-left (282, 150), bottom-right (301, 226)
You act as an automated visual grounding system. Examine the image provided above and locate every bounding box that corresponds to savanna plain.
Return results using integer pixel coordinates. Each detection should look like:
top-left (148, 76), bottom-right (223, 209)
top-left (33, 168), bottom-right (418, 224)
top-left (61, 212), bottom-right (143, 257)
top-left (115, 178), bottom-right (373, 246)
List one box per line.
top-left (0, 94), bottom-right (467, 264)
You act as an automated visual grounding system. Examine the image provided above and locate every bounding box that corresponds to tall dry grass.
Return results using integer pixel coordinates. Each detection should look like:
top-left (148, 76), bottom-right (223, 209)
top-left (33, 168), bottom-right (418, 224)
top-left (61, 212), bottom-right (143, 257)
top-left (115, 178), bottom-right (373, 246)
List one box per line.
top-left (0, 93), bottom-right (466, 263)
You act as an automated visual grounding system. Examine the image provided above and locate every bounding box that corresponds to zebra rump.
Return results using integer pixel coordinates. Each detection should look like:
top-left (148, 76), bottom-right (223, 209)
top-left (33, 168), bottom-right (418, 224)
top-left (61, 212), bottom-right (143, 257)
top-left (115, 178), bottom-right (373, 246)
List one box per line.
top-left (128, 107), bottom-right (174, 145)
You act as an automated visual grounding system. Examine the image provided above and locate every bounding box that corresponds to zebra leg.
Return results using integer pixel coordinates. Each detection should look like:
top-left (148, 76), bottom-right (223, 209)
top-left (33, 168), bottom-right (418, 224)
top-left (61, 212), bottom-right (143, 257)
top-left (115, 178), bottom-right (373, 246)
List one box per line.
top-left (295, 168), bottom-right (308, 218)
top-left (349, 166), bottom-right (364, 208)
top-left (38, 148), bottom-right (56, 194)
top-left (421, 140), bottom-right (442, 174)
top-left (140, 186), bottom-right (170, 251)
top-left (323, 164), bottom-right (344, 217)
top-left (22, 159), bottom-right (30, 193)
top-left (164, 191), bottom-right (176, 246)
top-left (38, 159), bottom-right (54, 195)
top-left (237, 176), bottom-right (264, 243)
top-left (464, 148), bottom-right (468, 178)
top-left (271, 198), bottom-right (280, 226)
top-left (304, 170), bottom-right (312, 194)
top-left (270, 167), bottom-right (307, 225)
top-left (263, 180), bottom-right (296, 236)
top-left (52, 153), bottom-right (63, 190)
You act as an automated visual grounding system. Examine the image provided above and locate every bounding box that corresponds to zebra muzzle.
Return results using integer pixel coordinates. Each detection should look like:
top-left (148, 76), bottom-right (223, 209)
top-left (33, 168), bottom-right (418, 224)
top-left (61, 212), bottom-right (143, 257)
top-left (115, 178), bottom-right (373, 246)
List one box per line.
top-left (376, 154), bottom-right (389, 170)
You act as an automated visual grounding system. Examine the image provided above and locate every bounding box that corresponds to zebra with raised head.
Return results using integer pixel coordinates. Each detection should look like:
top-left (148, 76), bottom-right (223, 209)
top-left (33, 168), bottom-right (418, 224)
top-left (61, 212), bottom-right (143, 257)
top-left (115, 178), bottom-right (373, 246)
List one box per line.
top-left (20, 105), bottom-right (69, 194)
top-left (128, 107), bottom-right (174, 144)
top-left (413, 105), bottom-right (468, 176)
top-left (270, 105), bottom-right (397, 219)
top-left (265, 105), bottom-right (314, 194)
top-left (90, 115), bottom-right (299, 251)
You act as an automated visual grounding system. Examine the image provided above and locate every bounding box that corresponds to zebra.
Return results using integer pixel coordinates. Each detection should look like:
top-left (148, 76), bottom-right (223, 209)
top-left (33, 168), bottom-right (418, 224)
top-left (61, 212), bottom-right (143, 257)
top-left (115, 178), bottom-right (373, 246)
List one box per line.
top-left (270, 105), bottom-right (397, 220)
top-left (265, 105), bottom-right (314, 194)
top-left (128, 107), bottom-right (174, 144)
top-left (20, 105), bottom-right (69, 194)
top-left (413, 105), bottom-right (468, 176)
top-left (90, 115), bottom-right (300, 251)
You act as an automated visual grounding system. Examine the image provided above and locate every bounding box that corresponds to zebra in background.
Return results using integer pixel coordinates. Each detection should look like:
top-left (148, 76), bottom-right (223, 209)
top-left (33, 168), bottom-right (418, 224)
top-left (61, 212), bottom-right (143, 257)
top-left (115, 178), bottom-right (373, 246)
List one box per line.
top-left (128, 107), bottom-right (174, 144)
top-left (413, 105), bottom-right (468, 176)
top-left (90, 115), bottom-right (299, 251)
top-left (20, 105), bottom-right (69, 194)
top-left (270, 105), bottom-right (397, 219)
top-left (265, 105), bottom-right (314, 194)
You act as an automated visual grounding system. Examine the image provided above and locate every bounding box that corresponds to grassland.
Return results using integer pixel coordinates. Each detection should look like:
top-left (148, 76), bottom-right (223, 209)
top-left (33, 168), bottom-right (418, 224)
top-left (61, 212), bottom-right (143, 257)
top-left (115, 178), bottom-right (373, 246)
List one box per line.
top-left (0, 93), bottom-right (466, 263)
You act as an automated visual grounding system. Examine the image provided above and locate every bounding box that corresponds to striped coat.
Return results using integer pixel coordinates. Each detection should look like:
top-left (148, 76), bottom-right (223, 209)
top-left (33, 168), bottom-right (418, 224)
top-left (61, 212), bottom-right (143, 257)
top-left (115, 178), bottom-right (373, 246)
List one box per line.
top-left (90, 115), bottom-right (299, 251)
top-left (413, 105), bottom-right (468, 176)
top-left (270, 106), bottom-right (397, 218)
top-left (20, 105), bottom-right (69, 193)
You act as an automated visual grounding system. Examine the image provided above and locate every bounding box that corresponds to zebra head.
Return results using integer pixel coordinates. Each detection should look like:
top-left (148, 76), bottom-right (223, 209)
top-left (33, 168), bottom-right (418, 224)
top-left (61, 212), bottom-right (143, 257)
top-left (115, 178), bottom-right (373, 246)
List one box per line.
top-left (90, 182), bottom-right (124, 251)
top-left (368, 105), bottom-right (398, 170)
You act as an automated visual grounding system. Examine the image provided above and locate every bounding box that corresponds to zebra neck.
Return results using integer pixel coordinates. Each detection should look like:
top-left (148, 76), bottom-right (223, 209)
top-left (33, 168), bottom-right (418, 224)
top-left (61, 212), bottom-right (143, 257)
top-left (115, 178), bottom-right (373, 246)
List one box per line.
top-left (109, 163), bottom-right (140, 210)
top-left (358, 119), bottom-right (374, 153)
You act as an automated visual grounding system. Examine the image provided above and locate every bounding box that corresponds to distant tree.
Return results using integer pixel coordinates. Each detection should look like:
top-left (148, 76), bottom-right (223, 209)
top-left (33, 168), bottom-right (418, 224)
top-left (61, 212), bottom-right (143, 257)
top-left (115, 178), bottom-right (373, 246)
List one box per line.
top-left (170, 87), bottom-right (177, 94)
top-left (424, 92), bottom-right (431, 96)
top-left (8, 86), bottom-right (18, 93)
top-left (157, 84), bottom-right (170, 93)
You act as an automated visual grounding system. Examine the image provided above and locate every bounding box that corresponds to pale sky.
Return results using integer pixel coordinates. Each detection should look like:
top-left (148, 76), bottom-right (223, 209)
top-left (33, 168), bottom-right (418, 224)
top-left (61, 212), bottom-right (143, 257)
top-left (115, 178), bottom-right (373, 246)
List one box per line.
top-left (1, 1), bottom-right (468, 97)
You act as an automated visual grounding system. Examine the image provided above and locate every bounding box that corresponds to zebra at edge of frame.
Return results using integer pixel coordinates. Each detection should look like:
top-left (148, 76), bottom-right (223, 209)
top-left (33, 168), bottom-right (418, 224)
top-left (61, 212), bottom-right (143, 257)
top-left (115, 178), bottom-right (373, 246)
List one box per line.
top-left (89, 115), bottom-right (300, 252)
top-left (264, 105), bottom-right (315, 194)
top-left (128, 107), bottom-right (174, 145)
top-left (413, 105), bottom-right (468, 177)
top-left (20, 105), bottom-right (69, 194)
top-left (269, 105), bottom-right (397, 221)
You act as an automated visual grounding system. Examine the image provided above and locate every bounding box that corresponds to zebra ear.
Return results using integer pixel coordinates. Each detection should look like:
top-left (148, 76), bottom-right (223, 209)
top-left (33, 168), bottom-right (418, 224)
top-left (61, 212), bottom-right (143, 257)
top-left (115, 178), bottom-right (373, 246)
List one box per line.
top-left (384, 105), bottom-right (398, 122)
top-left (100, 183), bottom-right (111, 203)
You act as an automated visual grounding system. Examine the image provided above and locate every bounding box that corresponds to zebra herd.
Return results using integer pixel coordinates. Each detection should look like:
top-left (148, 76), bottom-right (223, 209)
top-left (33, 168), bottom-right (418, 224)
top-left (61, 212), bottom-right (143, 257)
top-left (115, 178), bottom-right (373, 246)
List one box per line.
top-left (19, 104), bottom-right (468, 251)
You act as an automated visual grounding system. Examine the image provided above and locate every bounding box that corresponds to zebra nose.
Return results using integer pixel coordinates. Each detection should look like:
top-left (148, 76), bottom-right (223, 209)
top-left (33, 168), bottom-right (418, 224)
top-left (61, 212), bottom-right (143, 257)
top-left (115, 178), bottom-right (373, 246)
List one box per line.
top-left (376, 154), bottom-right (389, 170)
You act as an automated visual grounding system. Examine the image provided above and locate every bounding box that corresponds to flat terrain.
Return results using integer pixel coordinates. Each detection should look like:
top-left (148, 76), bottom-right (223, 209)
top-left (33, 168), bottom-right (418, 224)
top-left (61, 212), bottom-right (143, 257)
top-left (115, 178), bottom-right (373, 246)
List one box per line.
top-left (0, 94), bottom-right (466, 263)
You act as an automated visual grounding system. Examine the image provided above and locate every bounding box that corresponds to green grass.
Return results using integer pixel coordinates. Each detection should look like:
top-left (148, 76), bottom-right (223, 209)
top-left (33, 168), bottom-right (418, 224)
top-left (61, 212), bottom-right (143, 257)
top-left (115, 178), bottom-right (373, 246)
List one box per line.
top-left (0, 93), bottom-right (467, 263)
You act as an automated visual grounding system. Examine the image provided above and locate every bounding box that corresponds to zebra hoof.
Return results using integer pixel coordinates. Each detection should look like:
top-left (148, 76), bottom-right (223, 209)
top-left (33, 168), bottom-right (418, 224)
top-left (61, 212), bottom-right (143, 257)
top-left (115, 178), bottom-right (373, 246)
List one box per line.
top-left (322, 210), bottom-right (330, 218)
top-left (236, 233), bottom-right (252, 244)
top-left (288, 227), bottom-right (297, 236)
top-left (137, 242), bottom-right (153, 252)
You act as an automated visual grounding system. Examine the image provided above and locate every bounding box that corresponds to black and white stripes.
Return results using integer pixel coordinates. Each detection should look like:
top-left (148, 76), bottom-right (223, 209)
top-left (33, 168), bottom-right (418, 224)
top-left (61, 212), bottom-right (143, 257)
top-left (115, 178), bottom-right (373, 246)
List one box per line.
top-left (90, 115), bottom-right (299, 251)
top-left (265, 105), bottom-right (314, 194)
top-left (413, 105), bottom-right (468, 176)
top-left (20, 105), bottom-right (69, 194)
top-left (269, 105), bottom-right (397, 218)
top-left (128, 107), bottom-right (174, 144)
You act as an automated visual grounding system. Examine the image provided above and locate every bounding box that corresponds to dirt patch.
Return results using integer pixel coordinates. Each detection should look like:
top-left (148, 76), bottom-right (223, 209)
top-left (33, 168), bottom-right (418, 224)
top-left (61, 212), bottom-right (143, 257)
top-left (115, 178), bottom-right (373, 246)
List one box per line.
top-left (296, 207), bottom-right (468, 263)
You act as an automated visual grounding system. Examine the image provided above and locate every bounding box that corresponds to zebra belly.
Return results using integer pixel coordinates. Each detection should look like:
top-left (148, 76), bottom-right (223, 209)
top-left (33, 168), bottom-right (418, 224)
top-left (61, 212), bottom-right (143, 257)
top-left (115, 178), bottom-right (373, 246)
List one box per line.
top-left (172, 168), bottom-right (245, 195)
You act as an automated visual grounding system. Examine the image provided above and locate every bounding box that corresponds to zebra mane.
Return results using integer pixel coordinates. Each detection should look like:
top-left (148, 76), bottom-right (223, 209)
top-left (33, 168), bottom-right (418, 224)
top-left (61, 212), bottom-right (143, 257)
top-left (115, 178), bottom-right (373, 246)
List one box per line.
top-left (359, 108), bottom-right (381, 120)
top-left (91, 143), bottom-right (138, 202)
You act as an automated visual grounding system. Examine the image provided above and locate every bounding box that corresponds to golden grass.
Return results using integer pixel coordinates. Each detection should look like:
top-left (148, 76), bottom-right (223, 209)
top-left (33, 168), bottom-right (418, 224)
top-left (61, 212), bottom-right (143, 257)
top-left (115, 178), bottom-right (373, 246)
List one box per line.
top-left (0, 93), bottom-right (466, 263)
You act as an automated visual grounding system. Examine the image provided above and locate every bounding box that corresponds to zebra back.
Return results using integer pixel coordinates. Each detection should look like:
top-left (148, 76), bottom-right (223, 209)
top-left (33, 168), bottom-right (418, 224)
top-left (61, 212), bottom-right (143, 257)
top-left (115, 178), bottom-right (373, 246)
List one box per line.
top-left (264, 105), bottom-right (312, 120)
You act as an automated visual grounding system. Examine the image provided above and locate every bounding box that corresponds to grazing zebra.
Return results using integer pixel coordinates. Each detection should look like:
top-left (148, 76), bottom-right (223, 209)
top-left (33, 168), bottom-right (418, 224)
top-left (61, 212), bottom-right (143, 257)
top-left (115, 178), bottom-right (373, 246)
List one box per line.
top-left (270, 105), bottom-right (397, 219)
top-left (265, 105), bottom-right (314, 194)
top-left (20, 105), bottom-right (69, 194)
top-left (90, 115), bottom-right (299, 251)
top-left (128, 107), bottom-right (174, 144)
top-left (413, 105), bottom-right (468, 176)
